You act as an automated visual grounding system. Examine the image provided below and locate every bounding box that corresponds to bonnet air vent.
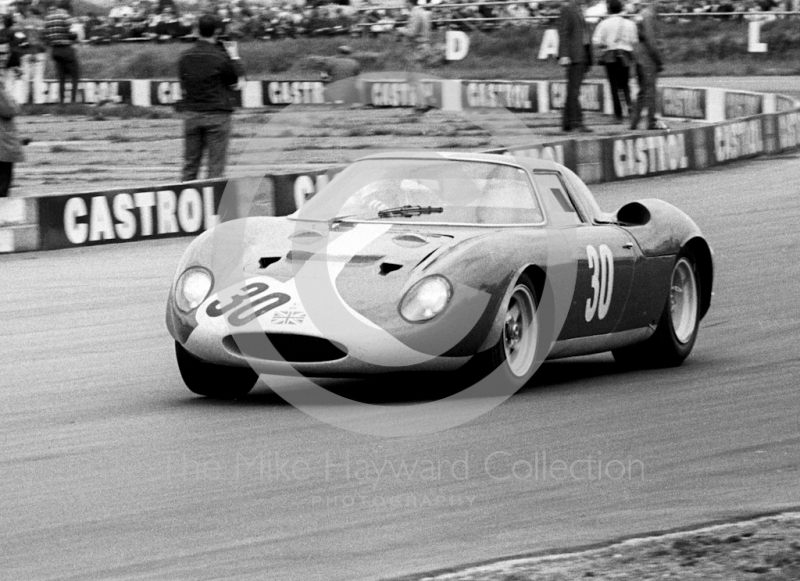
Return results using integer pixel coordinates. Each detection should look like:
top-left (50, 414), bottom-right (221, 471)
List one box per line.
top-left (259, 256), bottom-right (281, 269)
top-left (393, 234), bottom-right (429, 248)
top-left (288, 231), bottom-right (324, 243)
top-left (379, 263), bottom-right (403, 276)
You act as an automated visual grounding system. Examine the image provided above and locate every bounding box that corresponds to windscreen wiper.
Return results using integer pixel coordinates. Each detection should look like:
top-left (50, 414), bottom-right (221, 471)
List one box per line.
top-left (377, 205), bottom-right (444, 218)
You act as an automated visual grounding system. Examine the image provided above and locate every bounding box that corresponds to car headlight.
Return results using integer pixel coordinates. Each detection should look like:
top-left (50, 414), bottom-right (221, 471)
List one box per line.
top-left (175, 267), bottom-right (213, 313)
top-left (399, 275), bottom-right (452, 322)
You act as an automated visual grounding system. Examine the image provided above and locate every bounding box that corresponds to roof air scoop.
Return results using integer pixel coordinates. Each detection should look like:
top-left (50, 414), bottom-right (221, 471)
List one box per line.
top-left (616, 202), bottom-right (651, 227)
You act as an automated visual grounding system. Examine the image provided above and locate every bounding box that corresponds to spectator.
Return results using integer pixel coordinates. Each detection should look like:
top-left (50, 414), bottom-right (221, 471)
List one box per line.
top-left (44, 0), bottom-right (80, 104)
top-left (402, 0), bottom-right (432, 111)
top-left (592, 0), bottom-right (637, 122)
top-left (558, 0), bottom-right (593, 132)
top-left (17, 6), bottom-right (47, 94)
top-left (178, 14), bottom-right (244, 181)
top-left (0, 75), bottom-right (23, 197)
top-left (630, 0), bottom-right (663, 130)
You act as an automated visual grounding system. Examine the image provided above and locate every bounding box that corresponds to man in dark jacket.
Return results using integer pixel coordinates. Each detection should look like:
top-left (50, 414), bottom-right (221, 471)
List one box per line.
top-left (178, 14), bottom-right (244, 182)
top-left (630, 0), bottom-right (663, 130)
top-left (557, 0), bottom-right (592, 133)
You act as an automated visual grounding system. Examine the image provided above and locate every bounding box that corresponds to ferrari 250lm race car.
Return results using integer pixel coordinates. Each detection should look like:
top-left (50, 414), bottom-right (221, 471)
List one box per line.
top-left (166, 152), bottom-right (713, 399)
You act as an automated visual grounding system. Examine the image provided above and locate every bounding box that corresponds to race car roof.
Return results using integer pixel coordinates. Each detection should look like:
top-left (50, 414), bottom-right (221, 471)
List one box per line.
top-left (356, 151), bottom-right (563, 173)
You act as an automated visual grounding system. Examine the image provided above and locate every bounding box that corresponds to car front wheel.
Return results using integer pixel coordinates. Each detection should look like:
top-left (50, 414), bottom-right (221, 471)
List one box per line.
top-left (465, 273), bottom-right (543, 390)
top-left (175, 341), bottom-right (258, 399)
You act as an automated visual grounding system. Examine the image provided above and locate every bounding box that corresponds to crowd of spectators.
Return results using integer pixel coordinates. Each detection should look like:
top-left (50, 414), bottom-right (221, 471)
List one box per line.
top-left (2, 0), bottom-right (797, 45)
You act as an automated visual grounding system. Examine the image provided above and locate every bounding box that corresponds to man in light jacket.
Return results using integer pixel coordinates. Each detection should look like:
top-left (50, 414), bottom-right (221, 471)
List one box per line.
top-left (592, 0), bottom-right (637, 122)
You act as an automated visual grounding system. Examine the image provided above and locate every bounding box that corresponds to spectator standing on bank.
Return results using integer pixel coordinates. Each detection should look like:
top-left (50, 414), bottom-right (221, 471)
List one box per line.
top-left (592, 0), bottom-right (637, 122)
top-left (178, 14), bottom-right (244, 182)
top-left (402, 0), bottom-right (432, 111)
top-left (558, 0), bottom-right (593, 132)
top-left (18, 6), bottom-right (47, 96)
top-left (44, 0), bottom-right (80, 104)
top-left (630, 0), bottom-right (663, 130)
top-left (0, 77), bottom-right (23, 197)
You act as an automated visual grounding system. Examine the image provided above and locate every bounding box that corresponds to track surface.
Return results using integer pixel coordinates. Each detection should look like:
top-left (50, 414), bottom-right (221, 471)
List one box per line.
top-left (4, 101), bottom-right (800, 581)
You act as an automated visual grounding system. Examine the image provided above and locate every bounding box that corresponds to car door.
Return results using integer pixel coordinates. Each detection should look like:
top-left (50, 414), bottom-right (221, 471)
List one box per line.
top-left (533, 171), bottom-right (637, 340)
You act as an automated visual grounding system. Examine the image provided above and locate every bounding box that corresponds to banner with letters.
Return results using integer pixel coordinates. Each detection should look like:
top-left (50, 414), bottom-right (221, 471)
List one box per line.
top-left (363, 79), bottom-right (443, 109)
top-left (709, 117), bottom-right (767, 164)
top-left (659, 87), bottom-right (706, 120)
top-left (601, 130), bottom-right (696, 181)
top-left (262, 80), bottom-right (327, 106)
top-left (38, 179), bottom-right (233, 250)
top-left (548, 81), bottom-right (604, 112)
top-left (724, 91), bottom-right (763, 120)
top-left (461, 81), bottom-right (540, 112)
top-left (23, 80), bottom-right (133, 105)
top-left (776, 110), bottom-right (800, 150)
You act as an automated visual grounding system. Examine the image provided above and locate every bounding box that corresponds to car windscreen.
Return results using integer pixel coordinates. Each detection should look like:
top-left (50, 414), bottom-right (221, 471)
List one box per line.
top-left (296, 158), bottom-right (544, 225)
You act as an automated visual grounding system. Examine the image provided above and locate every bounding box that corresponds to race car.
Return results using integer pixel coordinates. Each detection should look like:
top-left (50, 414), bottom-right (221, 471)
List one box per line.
top-left (166, 152), bottom-right (713, 399)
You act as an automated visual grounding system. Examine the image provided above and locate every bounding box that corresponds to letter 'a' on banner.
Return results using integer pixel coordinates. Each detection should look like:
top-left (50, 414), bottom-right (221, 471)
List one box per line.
top-left (539, 29), bottom-right (559, 60)
top-left (748, 21), bottom-right (767, 53)
top-left (445, 31), bottom-right (470, 61)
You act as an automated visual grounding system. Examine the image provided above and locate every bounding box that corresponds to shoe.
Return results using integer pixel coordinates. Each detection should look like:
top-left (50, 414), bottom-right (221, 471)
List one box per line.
top-left (576, 126), bottom-right (594, 133)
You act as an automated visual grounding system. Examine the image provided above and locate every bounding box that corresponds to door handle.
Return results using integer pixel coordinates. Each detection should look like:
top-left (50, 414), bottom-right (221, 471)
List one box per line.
top-left (623, 242), bottom-right (634, 249)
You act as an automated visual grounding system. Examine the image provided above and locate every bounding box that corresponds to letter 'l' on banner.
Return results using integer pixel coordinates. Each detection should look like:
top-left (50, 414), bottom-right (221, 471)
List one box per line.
top-left (748, 21), bottom-right (767, 53)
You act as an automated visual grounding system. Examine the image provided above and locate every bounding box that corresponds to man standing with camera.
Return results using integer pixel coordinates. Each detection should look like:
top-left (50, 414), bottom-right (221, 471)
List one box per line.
top-left (178, 14), bottom-right (244, 182)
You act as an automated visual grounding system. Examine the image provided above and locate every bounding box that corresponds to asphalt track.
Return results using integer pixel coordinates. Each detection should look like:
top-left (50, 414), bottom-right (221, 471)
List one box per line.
top-left (4, 122), bottom-right (800, 580)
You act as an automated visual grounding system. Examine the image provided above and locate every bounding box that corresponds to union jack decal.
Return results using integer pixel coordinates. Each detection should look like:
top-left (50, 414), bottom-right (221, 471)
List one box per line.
top-left (271, 309), bottom-right (306, 325)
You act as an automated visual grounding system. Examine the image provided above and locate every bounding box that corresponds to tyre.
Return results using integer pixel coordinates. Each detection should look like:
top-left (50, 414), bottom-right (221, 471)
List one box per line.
top-left (613, 250), bottom-right (700, 368)
top-left (464, 273), bottom-right (543, 390)
top-left (175, 341), bottom-right (257, 399)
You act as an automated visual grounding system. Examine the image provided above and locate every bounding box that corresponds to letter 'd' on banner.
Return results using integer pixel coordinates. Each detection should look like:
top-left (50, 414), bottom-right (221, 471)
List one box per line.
top-left (445, 31), bottom-right (470, 61)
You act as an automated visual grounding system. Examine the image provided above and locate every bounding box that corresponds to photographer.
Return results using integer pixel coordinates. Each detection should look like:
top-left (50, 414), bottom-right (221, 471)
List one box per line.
top-left (178, 14), bottom-right (244, 182)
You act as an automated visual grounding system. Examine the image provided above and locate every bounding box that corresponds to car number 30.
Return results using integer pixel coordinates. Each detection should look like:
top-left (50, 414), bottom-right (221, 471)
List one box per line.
top-left (206, 282), bottom-right (291, 327)
top-left (585, 244), bottom-right (614, 322)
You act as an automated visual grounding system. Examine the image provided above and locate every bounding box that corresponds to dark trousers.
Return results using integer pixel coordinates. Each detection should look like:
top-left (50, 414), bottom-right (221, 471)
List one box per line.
top-left (0, 162), bottom-right (14, 197)
top-left (604, 58), bottom-right (631, 119)
top-left (631, 62), bottom-right (658, 128)
top-left (51, 45), bottom-right (80, 104)
top-left (563, 62), bottom-right (587, 130)
top-left (182, 112), bottom-right (232, 182)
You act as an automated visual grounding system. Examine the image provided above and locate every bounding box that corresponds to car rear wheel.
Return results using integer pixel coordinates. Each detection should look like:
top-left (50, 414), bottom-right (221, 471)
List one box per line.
top-left (175, 341), bottom-right (258, 399)
top-left (613, 250), bottom-right (700, 368)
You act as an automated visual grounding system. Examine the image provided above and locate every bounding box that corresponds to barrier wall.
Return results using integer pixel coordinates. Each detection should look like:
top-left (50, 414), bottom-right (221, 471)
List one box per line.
top-left (1, 79), bottom-right (798, 254)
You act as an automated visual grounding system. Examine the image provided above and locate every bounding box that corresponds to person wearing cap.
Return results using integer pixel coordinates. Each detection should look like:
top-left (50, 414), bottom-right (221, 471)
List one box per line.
top-left (178, 13), bottom-right (244, 182)
top-left (319, 45), bottom-right (361, 105)
top-left (44, 0), bottom-right (80, 104)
